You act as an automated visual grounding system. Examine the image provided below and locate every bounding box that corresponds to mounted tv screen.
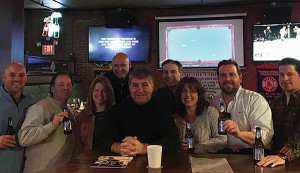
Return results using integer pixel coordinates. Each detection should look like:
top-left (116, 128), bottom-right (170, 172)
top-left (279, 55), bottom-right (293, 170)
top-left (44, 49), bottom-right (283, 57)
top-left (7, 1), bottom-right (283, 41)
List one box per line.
top-left (25, 56), bottom-right (70, 74)
top-left (89, 26), bottom-right (150, 62)
top-left (158, 18), bottom-right (244, 68)
top-left (253, 23), bottom-right (300, 62)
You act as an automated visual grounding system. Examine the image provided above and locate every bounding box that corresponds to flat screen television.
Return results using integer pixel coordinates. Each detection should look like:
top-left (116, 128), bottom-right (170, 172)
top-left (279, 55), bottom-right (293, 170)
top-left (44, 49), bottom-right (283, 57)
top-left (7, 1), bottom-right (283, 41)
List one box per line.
top-left (158, 18), bottom-right (244, 68)
top-left (253, 23), bottom-right (300, 62)
top-left (25, 56), bottom-right (70, 74)
top-left (89, 26), bottom-right (150, 62)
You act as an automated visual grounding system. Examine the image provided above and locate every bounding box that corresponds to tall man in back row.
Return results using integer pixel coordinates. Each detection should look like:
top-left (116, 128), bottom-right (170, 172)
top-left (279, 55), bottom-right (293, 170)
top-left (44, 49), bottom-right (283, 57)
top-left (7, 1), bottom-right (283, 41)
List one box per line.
top-left (153, 59), bottom-right (182, 114)
top-left (258, 58), bottom-right (300, 167)
top-left (105, 53), bottom-right (131, 103)
top-left (210, 60), bottom-right (273, 154)
top-left (0, 63), bottom-right (36, 173)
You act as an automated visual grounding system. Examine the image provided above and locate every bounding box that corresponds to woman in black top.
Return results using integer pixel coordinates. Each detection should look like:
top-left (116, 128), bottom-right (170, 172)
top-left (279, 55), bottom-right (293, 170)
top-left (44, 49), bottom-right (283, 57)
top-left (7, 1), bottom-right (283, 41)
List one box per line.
top-left (74, 75), bottom-right (115, 156)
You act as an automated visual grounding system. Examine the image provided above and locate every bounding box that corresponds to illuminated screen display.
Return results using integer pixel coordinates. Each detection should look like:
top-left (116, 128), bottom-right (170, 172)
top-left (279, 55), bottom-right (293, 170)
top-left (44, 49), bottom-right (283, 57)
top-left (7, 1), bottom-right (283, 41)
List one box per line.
top-left (88, 26), bottom-right (150, 62)
top-left (158, 18), bottom-right (244, 68)
top-left (253, 23), bottom-right (300, 61)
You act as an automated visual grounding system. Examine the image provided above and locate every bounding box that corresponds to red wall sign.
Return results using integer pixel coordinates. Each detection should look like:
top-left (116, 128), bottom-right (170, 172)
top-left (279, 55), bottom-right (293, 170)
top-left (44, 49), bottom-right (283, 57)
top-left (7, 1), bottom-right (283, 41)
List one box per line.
top-left (256, 64), bottom-right (282, 105)
top-left (42, 45), bottom-right (55, 55)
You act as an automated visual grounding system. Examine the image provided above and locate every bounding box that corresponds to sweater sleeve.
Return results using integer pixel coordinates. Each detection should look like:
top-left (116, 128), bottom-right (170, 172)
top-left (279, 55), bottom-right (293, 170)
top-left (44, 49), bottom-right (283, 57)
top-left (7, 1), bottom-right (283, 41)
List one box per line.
top-left (279, 126), bottom-right (300, 162)
top-left (18, 103), bottom-right (56, 147)
top-left (194, 107), bottom-right (227, 153)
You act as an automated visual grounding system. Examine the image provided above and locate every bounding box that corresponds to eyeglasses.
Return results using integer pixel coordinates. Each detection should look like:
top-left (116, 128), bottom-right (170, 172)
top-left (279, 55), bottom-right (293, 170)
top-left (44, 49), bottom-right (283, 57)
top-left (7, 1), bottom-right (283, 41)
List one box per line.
top-left (181, 89), bottom-right (198, 94)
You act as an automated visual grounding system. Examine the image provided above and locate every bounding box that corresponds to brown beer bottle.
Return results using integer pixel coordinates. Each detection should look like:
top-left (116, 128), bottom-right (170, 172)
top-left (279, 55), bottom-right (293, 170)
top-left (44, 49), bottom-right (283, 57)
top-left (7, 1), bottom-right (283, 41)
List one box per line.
top-left (185, 122), bottom-right (194, 152)
top-left (6, 117), bottom-right (15, 137)
top-left (63, 108), bottom-right (72, 135)
top-left (253, 127), bottom-right (264, 164)
top-left (218, 103), bottom-right (227, 135)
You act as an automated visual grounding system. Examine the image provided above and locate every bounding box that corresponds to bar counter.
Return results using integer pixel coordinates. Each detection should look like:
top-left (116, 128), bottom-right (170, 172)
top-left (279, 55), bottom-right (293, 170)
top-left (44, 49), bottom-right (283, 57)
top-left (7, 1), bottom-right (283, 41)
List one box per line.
top-left (53, 150), bottom-right (300, 173)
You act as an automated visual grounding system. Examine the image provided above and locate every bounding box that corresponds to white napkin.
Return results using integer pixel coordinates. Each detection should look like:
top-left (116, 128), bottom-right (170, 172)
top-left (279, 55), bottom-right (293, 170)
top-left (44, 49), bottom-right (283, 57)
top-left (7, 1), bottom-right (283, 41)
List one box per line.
top-left (190, 157), bottom-right (234, 173)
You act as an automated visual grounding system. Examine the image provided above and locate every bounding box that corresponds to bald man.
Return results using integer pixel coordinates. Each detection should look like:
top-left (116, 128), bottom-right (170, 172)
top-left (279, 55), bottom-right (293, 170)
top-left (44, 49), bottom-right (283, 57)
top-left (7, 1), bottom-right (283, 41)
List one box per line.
top-left (104, 53), bottom-right (131, 103)
top-left (0, 63), bottom-right (37, 173)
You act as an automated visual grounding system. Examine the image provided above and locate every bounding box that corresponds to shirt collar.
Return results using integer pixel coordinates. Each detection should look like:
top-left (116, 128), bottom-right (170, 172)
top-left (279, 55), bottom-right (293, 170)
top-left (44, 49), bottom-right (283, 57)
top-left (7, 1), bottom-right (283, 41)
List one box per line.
top-left (220, 86), bottom-right (242, 102)
top-left (1, 85), bottom-right (25, 97)
top-left (1, 85), bottom-right (10, 96)
top-left (49, 96), bottom-right (68, 109)
top-left (1, 85), bottom-right (25, 105)
top-left (290, 89), bottom-right (300, 100)
top-left (233, 86), bottom-right (242, 100)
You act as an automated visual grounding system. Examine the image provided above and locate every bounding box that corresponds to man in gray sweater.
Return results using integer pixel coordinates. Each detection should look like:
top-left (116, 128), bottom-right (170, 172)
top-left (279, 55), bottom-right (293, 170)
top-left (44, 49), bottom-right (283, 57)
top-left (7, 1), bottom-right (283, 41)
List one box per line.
top-left (18, 72), bottom-right (75, 173)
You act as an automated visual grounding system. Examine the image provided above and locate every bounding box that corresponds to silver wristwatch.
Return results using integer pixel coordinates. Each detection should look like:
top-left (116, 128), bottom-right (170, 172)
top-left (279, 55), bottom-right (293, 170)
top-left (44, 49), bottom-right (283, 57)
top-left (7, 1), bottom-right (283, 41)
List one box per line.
top-left (278, 153), bottom-right (288, 161)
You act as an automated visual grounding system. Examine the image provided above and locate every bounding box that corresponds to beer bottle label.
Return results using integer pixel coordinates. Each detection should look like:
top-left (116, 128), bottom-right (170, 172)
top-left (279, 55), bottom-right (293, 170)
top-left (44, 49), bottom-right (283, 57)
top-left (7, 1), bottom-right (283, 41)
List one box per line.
top-left (218, 121), bottom-right (224, 133)
top-left (254, 148), bottom-right (264, 160)
top-left (187, 137), bottom-right (193, 148)
top-left (64, 120), bottom-right (72, 130)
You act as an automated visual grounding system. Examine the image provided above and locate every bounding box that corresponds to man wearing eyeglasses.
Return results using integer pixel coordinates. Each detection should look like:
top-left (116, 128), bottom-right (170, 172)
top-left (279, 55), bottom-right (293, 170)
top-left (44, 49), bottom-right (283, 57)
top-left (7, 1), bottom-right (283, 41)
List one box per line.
top-left (210, 60), bottom-right (273, 154)
top-left (100, 68), bottom-right (180, 156)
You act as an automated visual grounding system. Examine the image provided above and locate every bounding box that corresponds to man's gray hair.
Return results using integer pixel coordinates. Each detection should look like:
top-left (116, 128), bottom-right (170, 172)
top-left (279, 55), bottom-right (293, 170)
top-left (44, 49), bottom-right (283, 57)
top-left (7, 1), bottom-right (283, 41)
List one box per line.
top-left (129, 68), bottom-right (154, 85)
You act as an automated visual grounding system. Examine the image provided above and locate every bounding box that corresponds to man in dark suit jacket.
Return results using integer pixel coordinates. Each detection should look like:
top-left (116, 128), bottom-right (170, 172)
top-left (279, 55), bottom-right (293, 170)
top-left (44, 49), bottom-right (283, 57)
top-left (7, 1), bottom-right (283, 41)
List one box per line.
top-left (105, 53), bottom-right (131, 103)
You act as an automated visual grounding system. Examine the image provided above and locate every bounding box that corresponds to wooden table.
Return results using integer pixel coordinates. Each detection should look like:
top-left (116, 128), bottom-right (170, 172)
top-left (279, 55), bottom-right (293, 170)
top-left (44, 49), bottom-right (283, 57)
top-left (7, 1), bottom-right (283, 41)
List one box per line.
top-left (53, 151), bottom-right (300, 173)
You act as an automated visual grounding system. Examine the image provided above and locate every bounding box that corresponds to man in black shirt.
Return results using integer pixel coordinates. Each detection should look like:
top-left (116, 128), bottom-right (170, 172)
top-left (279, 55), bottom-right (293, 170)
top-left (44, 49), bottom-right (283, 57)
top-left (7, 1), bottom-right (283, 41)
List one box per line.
top-left (105, 53), bottom-right (131, 103)
top-left (153, 60), bottom-right (182, 114)
top-left (100, 68), bottom-right (180, 156)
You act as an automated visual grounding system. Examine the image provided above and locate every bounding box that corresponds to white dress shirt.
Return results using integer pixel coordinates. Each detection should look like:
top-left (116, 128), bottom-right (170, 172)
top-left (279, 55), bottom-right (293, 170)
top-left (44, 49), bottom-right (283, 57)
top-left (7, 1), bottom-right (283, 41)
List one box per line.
top-left (210, 87), bottom-right (274, 148)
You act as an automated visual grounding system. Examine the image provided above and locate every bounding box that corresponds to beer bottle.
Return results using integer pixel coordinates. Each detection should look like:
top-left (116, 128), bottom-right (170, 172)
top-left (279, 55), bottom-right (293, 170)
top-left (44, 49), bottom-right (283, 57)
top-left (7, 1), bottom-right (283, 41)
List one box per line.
top-left (253, 127), bottom-right (264, 164)
top-left (6, 117), bottom-right (15, 137)
top-left (63, 108), bottom-right (72, 135)
top-left (74, 98), bottom-right (80, 110)
top-left (185, 122), bottom-right (194, 152)
top-left (218, 103), bottom-right (227, 135)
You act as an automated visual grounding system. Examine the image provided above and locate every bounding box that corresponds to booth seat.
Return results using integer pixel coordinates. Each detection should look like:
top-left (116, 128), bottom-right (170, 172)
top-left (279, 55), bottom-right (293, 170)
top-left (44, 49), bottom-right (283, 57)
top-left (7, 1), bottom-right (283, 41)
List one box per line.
top-left (23, 82), bottom-right (86, 104)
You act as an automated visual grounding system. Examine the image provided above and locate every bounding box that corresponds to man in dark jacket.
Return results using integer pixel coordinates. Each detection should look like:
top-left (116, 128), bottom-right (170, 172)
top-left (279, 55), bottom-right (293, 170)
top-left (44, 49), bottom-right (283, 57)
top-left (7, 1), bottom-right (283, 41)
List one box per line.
top-left (153, 59), bottom-right (182, 114)
top-left (104, 53), bottom-right (131, 103)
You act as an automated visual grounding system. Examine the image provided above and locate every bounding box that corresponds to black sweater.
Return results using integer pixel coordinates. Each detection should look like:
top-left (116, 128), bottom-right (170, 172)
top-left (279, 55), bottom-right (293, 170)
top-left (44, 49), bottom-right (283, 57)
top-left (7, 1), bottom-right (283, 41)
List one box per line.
top-left (99, 97), bottom-right (180, 153)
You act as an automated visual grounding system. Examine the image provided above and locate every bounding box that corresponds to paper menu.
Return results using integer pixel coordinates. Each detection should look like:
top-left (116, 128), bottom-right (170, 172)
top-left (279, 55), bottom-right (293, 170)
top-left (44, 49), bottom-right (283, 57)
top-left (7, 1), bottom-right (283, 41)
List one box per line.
top-left (90, 156), bottom-right (133, 169)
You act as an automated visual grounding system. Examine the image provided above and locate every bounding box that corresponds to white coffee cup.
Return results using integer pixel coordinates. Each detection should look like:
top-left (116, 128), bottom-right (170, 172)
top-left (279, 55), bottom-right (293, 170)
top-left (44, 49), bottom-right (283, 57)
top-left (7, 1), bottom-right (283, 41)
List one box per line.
top-left (147, 145), bottom-right (162, 168)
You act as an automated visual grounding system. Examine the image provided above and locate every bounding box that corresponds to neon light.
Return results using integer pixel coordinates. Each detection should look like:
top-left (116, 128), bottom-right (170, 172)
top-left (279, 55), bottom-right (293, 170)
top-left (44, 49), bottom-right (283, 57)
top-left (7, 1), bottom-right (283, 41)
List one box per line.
top-left (42, 12), bottom-right (62, 38)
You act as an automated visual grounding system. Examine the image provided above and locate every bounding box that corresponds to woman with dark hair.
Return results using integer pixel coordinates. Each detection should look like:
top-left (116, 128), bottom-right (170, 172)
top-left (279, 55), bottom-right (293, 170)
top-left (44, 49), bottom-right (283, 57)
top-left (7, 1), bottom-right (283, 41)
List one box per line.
top-left (74, 75), bottom-right (115, 156)
top-left (174, 77), bottom-right (227, 153)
